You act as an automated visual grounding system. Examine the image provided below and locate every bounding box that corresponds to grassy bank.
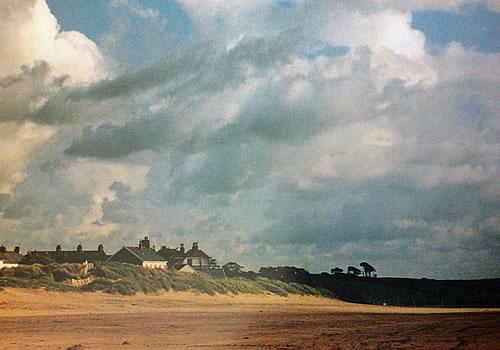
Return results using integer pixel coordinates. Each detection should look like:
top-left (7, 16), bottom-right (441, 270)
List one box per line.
top-left (0, 262), bottom-right (333, 298)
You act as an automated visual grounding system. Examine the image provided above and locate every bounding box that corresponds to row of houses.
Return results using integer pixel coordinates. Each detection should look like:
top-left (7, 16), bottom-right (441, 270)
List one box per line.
top-left (0, 245), bottom-right (23, 269)
top-left (0, 237), bottom-right (224, 276)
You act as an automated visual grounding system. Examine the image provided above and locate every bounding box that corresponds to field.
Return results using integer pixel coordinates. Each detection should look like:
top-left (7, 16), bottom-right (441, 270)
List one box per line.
top-left (1, 288), bottom-right (499, 349)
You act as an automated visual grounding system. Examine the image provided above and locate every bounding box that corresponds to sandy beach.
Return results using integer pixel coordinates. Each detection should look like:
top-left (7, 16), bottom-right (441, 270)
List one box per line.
top-left (0, 288), bottom-right (499, 349)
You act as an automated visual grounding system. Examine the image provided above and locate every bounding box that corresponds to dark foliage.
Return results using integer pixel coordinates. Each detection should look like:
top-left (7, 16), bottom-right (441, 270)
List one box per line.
top-left (255, 265), bottom-right (500, 307)
top-left (20, 251), bottom-right (54, 265)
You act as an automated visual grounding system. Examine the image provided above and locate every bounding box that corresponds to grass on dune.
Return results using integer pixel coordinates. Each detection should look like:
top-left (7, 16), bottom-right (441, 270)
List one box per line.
top-left (0, 262), bottom-right (334, 298)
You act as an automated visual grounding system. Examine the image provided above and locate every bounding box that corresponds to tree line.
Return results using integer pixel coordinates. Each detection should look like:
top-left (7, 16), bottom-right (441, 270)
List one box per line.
top-left (331, 262), bottom-right (376, 277)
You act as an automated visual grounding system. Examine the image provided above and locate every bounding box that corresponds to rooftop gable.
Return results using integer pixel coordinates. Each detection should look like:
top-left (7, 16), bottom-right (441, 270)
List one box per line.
top-left (185, 248), bottom-right (210, 260)
top-left (124, 247), bottom-right (166, 262)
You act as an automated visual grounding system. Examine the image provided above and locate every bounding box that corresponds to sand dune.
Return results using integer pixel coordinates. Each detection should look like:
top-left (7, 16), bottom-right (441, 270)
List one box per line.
top-left (0, 288), bottom-right (499, 349)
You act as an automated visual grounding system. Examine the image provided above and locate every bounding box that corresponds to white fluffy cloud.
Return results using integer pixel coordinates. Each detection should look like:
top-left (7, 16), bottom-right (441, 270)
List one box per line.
top-left (0, 0), bottom-right (107, 194)
top-left (0, 0), bottom-right (106, 84)
top-left (321, 9), bottom-right (437, 87)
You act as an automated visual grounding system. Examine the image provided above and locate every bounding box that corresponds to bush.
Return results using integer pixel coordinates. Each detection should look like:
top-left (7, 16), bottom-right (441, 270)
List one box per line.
top-left (20, 252), bottom-right (54, 265)
top-left (44, 263), bottom-right (88, 282)
top-left (0, 264), bottom-right (63, 289)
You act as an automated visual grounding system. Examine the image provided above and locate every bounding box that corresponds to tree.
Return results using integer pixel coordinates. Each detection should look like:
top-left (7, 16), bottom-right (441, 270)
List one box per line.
top-left (223, 262), bottom-right (244, 276)
top-left (360, 262), bottom-right (376, 277)
top-left (331, 267), bottom-right (343, 274)
top-left (347, 266), bottom-right (361, 275)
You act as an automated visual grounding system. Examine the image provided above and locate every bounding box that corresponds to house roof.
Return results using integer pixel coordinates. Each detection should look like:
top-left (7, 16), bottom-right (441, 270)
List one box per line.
top-left (124, 247), bottom-right (166, 262)
top-left (0, 252), bottom-right (23, 264)
top-left (36, 250), bottom-right (110, 263)
top-left (185, 248), bottom-right (210, 260)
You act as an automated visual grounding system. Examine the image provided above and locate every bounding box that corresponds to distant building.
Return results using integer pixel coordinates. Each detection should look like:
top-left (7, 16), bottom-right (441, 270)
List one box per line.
top-left (157, 241), bottom-right (224, 277)
top-left (107, 237), bottom-right (167, 269)
top-left (157, 243), bottom-right (186, 269)
top-left (183, 242), bottom-right (213, 269)
top-left (181, 242), bottom-right (224, 277)
top-left (0, 245), bottom-right (23, 269)
top-left (33, 244), bottom-right (110, 264)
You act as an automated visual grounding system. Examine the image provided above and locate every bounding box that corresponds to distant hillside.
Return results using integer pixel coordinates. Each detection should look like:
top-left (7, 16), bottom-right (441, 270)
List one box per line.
top-left (253, 267), bottom-right (500, 307)
top-left (0, 262), bottom-right (333, 298)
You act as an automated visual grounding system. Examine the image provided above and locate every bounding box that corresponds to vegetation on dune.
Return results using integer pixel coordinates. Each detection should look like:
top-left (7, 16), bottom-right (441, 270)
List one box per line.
top-left (84, 262), bottom-right (333, 297)
top-left (0, 264), bottom-right (77, 291)
top-left (0, 262), bottom-right (333, 298)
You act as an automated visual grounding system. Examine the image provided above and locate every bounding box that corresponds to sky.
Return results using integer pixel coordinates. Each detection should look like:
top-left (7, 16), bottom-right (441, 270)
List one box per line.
top-left (0, 0), bottom-right (499, 279)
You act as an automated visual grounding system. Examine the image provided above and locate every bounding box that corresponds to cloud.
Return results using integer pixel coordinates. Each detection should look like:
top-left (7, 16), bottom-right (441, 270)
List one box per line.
top-left (100, 182), bottom-right (137, 225)
top-left (0, 122), bottom-right (55, 193)
top-left (0, 0), bottom-right (106, 194)
top-left (436, 42), bottom-right (500, 82)
top-left (64, 121), bottom-right (169, 159)
top-left (0, 61), bottom-right (64, 123)
top-left (178, 0), bottom-right (274, 40)
top-left (0, 0), bottom-right (106, 84)
top-left (2, 155), bottom-right (149, 248)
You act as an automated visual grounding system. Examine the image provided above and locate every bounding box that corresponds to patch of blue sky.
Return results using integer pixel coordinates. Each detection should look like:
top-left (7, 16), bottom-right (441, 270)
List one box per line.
top-left (272, 0), bottom-right (298, 11)
top-left (138, 0), bottom-right (193, 42)
top-left (412, 4), bottom-right (500, 53)
top-left (47, 0), bottom-right (110, 42)
top-left (47, 0), bottom-right (193, 45)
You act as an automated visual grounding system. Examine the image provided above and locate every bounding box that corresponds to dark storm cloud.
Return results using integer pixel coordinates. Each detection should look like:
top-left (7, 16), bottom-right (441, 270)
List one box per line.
top-left (31, 32), bottom-right (301, 125)
top-left (64, 46), bottom-right (382, 160)
top-left (174, 143), bottom-right (273, 195)
top-left (64, 118), bottom-right (176, 159)
top-left (254, 177), bottom-right (494, 246)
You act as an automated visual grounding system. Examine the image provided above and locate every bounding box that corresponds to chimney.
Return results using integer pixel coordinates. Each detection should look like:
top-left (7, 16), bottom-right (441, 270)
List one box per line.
top-left (14, 246), bottom-right (20, 254)
top-left (179, 243), bottom-right (185, 254)
top-left (98, 244), bottom-right (104, 252)
top-left (139, 237), bottom-right (150, 249)
top-left (56, 245), bottom-right (62, 253)
top-left (77, 244), bottom-right (83, 252)
top-left (192, 242), bottom-right (198, 251)
top-left (0, 245), bottom-right (6, 253)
